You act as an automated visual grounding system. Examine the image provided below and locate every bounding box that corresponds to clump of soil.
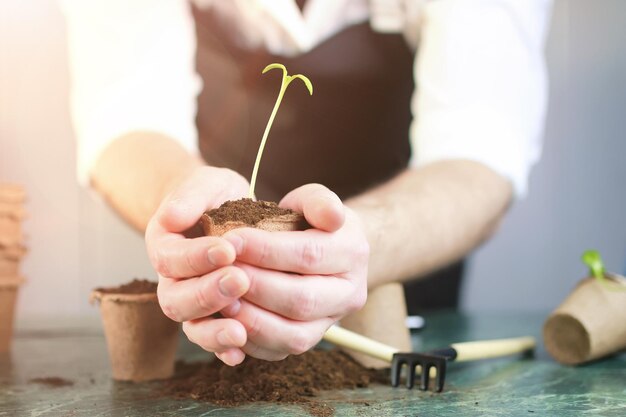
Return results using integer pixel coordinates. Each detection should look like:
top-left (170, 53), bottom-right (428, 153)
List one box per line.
top-left (206, 198), bottom-right (298, 226)
top-left (29, 377), bottom-right (74, 387)
top-left (94, 279), bottom-right (157, 295)
top-left (161, 350), bottom-right (388, 414)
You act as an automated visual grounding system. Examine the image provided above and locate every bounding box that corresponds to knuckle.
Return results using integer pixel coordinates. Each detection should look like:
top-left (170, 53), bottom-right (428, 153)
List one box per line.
top-left (346, 286), bottom-right (367, 313)
top-left (287, 330), bottom-right (313, 355)
top-left (244, 312), bottom-right (263, 338)
top-left (299, 239), bottom-right (324, 269)
top-left (255, 240), bottom-right (271, 265)
top-left (184, 248), bottom-right (202, 276)
top-left (152, 246), bottom-right (172, 278)
top-left (289, 290), bottom-right (317, 320)
top-left (194, 280), bottom-right (217, 314)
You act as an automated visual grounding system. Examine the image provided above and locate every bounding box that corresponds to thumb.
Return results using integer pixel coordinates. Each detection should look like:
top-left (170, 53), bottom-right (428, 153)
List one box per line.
top-left (279, 183), bottom-right (345, 232)
top-left (156, 167), bottom-right (249, 233)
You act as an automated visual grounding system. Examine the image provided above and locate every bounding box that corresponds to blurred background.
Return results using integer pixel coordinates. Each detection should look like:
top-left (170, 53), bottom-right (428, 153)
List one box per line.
top-left (0, 0), bottom-right (624, 322)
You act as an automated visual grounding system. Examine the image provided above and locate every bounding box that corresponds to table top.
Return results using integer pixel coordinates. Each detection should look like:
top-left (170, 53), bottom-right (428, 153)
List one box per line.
top-left (1, 311), bottom-right (625, 417)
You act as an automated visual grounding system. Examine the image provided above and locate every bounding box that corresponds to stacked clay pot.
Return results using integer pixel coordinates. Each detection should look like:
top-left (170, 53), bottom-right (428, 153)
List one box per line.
top-left (0, 182), bottom-right (27, 353)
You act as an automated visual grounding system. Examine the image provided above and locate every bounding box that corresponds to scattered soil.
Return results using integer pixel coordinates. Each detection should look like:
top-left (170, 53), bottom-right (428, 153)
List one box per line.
top-left (94, 279), bottom-right (157, 295)
top-left (29, 377), bottom-right (74, 387)
top-left (161, 350), bottom-right (388, 416)
top-left (205, 198), bottom-right (300, 226)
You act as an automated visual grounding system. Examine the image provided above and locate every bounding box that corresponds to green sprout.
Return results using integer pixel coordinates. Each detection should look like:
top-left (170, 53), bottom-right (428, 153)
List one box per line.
top-left (248, 63), bottom-right (313, 198)
top-left (581, 249), bottom-right (626, 291)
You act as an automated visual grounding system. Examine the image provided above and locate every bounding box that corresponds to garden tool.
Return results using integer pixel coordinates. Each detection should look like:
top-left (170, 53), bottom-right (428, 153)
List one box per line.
top-left (323, 325), bottom-right (535, 392)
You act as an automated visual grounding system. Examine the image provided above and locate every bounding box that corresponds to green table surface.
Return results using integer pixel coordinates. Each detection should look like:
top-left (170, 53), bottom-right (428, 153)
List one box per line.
top-left (1, 311), bottom-right (624, 417)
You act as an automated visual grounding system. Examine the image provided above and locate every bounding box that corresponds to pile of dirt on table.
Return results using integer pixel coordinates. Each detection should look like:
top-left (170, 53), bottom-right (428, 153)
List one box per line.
top-left (161, 349), bottom-right (388, 415)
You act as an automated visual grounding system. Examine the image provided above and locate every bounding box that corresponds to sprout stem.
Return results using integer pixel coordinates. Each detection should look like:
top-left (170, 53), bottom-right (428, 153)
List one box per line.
top-left (248, 64), bottom-right (313, 199)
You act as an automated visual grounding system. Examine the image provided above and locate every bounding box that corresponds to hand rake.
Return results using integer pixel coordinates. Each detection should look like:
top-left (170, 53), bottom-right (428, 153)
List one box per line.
top-left (323, 326), bottom-right (535, 392)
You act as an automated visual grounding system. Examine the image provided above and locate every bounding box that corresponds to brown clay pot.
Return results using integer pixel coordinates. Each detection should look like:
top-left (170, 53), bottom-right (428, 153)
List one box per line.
top-left (0, 277), bottom-right (23, 353)
top-left (90, 290), bottom-right (180, 382)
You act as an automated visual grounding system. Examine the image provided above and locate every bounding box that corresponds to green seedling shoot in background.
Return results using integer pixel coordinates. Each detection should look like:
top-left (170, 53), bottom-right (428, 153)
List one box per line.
top-left (248, 63), bottom-right (313, 198)
top-left (581, 249), bottom-right (626, 291)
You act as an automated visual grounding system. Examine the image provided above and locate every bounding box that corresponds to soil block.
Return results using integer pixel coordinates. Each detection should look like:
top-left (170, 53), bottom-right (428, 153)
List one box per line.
top-left (90, 279), bottom-right (179, 382)
top-left (201, 198), bottom-right (308, 236)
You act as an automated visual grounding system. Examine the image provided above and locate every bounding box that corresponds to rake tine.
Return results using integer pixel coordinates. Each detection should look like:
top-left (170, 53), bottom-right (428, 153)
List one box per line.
top-left (435, 362), bottom-right (447, 392)
top-left (406, 360), bottom-right (416, 389)
top-left (419, 363), bottom-right (430, 391)
top-left (390, 355), bottom-right (404, 387)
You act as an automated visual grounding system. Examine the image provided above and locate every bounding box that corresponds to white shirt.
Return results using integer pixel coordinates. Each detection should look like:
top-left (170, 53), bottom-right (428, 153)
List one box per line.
top-left (61, 0), bottom-right (552, 196)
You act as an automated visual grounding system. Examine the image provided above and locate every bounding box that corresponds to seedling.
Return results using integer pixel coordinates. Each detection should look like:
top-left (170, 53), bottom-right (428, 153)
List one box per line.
top-left (248, 63), bottom-right (313, 198)
top-left (581, 249), bottom-right (626, 291)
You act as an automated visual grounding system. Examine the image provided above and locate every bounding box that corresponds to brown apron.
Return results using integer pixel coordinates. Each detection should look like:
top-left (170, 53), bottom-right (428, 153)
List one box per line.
top-left (191, 5), bottom-right (462, 312)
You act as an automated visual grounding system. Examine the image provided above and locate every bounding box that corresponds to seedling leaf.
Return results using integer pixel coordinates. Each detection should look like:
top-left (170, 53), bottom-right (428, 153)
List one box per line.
top-left (581, 249), bottom-right (626, 291)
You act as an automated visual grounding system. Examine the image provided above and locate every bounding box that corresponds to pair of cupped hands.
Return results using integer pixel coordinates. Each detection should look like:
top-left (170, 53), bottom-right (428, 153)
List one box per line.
top-left (145, 167), bottom-right (369, 366)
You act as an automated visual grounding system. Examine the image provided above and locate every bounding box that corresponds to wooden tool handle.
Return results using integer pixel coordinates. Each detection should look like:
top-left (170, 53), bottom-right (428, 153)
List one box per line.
top-left (451, 336), bottom-right (536, 362)
top-left (323, 325), bottom-right (399, 363)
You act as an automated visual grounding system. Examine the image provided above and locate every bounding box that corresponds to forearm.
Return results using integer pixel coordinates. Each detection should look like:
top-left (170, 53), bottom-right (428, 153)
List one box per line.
top-left (91, 132), bottom-right (204, 232)
top-left (347, 160), bottom-right (513, 288)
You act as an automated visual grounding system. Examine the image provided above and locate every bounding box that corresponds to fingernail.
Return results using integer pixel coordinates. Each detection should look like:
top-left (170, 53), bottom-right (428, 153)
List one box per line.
top-left (216, 329), bottom-right (235, 347)
top-left (224, 232), bottom-right (243, 255)
top-left (218, 273), bottom-right (247, 298)
top-left (207, 247), bottom-right (224, 266)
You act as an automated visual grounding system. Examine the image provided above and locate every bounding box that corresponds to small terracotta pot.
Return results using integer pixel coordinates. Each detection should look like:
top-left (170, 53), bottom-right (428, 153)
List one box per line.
top-left (0, 258), bottom-right (19, 276)
top-left (90, 290), bottom-right (180, 382)
top-left (0, 277), bottom-right (23, 353)
top-left (0, 183), bottom-right (26, 204)
top-left (0, 202), bottom-right (26, 221)
top-left (0, 245), bottom-right (26, 277)
top-left (0, 217), bottom-right (22, 248)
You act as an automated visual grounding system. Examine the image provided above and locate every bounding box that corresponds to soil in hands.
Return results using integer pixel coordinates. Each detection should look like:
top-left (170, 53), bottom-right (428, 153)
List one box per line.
top-left (161, 350), bottom-right (388, 416)
top-left (205, 198), bottom-right (300, 225)
top-left (94, 279), bottom-right (157, 295)
top-left (29, 377), bottom-right (74, 387)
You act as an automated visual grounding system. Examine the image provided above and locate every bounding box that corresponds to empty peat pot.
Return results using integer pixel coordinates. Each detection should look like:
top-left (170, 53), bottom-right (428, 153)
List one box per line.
top-left (90, 280), bottom-right (180, 382)
top-left (0, 277), bottom-right (23, 353)
top-left (543, 275), bottom-right (626, 365)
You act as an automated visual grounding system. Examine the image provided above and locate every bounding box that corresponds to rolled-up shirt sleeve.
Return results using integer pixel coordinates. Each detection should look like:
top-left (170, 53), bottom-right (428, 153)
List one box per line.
top-left (409, 0), bottom-right (552, 197)
top-left (60, 0), bottom-right (202, 185)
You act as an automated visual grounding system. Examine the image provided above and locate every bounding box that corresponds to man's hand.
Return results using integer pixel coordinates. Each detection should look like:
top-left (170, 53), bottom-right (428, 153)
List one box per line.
top-left (145, 166), bottom-right (251, 366)
top-left (198, 184), bottom-right (369, 362)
